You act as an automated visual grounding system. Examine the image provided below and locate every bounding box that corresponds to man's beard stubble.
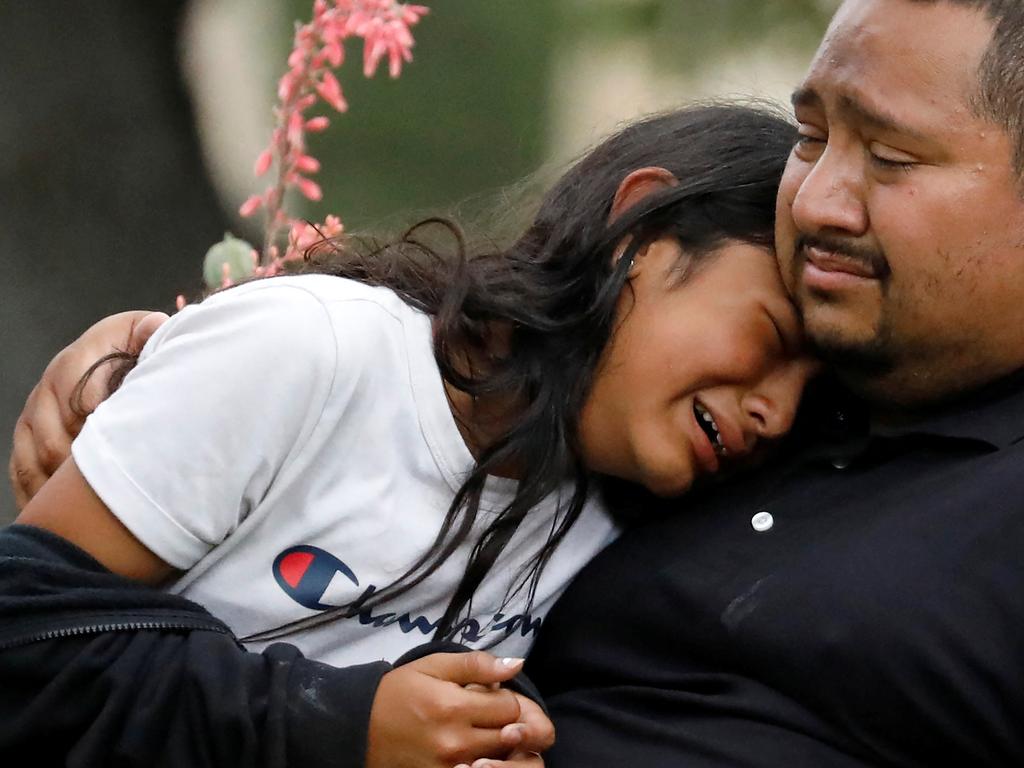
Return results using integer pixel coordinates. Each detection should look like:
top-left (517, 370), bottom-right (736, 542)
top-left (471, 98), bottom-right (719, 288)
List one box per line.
top-left (791, 233), bottom-right (896, 381)
top-left (803, 323), bottom-right (896, 380)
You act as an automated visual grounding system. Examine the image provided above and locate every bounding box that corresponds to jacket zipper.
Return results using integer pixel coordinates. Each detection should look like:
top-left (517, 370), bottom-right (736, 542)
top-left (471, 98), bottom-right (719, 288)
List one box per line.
top-left (0, 618), bottom-right (233, 652)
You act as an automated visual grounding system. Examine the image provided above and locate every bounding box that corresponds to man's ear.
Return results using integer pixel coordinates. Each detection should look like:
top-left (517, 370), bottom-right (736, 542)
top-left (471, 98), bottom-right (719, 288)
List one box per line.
top-left (609, 166), bottom-right (678, 224)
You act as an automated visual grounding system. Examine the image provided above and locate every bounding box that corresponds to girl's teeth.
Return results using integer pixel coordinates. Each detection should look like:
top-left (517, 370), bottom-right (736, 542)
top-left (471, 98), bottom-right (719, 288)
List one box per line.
top-left (696, 402), bottom-right (727, 456)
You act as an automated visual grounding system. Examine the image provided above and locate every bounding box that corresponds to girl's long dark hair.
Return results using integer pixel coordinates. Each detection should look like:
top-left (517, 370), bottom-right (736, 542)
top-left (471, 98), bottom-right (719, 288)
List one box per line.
top-left (85, 103), bottom-right (798, 643)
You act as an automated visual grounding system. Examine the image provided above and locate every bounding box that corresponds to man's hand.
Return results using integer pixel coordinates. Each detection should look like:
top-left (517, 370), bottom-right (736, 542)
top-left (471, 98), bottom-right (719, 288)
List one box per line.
top-left (366, 651), bottom-right (551, 768)
top-left (452, 691), bottom-right (552, 768)
top-left (9, 310), bottom-right (169, 509)
top-left (456, 751), bottom-right (545, 768)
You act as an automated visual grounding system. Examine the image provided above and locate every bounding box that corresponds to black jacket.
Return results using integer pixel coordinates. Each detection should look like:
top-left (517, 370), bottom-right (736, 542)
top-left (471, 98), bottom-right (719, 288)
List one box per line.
top-left (0, 523), bottom-right (391, 767)
top-left (0, 524), bottom-right (545, 767)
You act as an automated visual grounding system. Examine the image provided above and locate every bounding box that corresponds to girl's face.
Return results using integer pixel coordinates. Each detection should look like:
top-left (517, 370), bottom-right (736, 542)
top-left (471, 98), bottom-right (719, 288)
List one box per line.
top-left (579, 238), bottom-right (818, 497)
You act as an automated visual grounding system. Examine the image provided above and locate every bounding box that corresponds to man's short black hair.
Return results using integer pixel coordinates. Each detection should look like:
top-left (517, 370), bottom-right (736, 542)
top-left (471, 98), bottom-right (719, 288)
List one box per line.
top-left (912, 0), bottom-right (1024, 175)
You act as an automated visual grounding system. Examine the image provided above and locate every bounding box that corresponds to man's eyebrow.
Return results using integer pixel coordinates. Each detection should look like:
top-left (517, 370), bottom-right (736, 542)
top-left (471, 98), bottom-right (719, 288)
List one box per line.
top-left (838, 95), bottom-right (928, 140)
top-left (791, 86), bottom-right (928, 141)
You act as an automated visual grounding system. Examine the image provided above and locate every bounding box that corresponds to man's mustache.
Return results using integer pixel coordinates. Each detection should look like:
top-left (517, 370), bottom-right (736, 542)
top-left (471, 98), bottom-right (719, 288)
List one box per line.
top-left (795, 235), bottom-right (891, 279)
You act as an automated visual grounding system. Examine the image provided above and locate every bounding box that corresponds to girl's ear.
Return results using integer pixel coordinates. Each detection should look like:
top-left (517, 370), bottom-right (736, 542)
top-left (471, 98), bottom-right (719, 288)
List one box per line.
top-left (610, 166), bottom-right (679, 272)
top-left (609, 166), bottom-right (678, 223)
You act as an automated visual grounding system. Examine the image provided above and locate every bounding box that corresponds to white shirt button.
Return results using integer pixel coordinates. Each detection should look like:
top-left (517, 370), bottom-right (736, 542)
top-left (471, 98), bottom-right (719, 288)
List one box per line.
top-left (751, 511), bottom-right (774, 532)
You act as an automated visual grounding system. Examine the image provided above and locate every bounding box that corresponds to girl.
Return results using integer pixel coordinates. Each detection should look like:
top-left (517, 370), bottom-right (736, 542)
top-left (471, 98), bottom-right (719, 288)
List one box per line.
top-left (12, 103), bottom-right (815, 767)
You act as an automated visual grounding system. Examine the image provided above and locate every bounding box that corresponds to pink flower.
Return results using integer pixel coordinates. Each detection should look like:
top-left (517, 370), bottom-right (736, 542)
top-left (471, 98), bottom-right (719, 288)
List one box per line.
top-left (232, 0), bottom-right (428, 273)
top-left (288, 47), bottom-right (308, 70)
top-left (403, 5), bottom-right (429, 24)
top-left (277, 71), bottom-right (299, 103)
top-left (305, 116), bottom-right (331, 132)
top-left (322, 214), bottom-right (344, 237)
top-left (323, 41), bottom-right (344, 67)
top-left (296, 176), bottom-right (323, 201)
top-left (239, 194), bottom-right (263, 217)
top-left (294, 153), bottom-right (321, 173)
top-left (316, 70), bottom-right (348, 112)
top-left (254, 149), bottom-right (274, 177)
top-left (364, 37), bottom-right (388, 77)
top-left (389, 44), bottom-right (407, 78)
top-left (289, 214), bottom-right (344, 255)
top-left (295, 94), bottom-right (318, 111)
top-left (290, 221), bottom-right (321, 252)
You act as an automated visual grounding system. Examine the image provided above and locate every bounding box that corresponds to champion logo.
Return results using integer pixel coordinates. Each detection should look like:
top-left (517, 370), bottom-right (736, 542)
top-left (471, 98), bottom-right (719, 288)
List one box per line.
top-left (272, 545), bottom-right (361, 611)
top-left (271, 544), bottom-right (544, 641)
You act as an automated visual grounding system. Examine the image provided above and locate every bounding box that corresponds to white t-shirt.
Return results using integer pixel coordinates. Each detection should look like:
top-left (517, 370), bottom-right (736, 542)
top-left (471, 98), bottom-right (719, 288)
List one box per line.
top-left (72, 275), bottom-right (617, 666)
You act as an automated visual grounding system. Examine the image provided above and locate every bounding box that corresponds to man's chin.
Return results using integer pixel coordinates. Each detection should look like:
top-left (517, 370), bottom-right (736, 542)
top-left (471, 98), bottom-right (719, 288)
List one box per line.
top-left (788, 288), bottom-right (900, 391)
top-left (804, 322), bottom-right (894, 380)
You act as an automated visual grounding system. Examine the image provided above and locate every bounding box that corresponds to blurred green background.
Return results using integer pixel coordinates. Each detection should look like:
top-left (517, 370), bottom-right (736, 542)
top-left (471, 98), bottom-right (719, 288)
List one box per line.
top-left (0, 0), bottom-right (837, 522)
top-left (200, 0), bottom-right (838, 235)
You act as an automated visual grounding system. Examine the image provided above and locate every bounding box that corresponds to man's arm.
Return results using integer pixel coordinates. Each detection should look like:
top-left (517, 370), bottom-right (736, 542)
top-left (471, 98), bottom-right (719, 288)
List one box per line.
top-left (9, 310), bottom-right (168, 508)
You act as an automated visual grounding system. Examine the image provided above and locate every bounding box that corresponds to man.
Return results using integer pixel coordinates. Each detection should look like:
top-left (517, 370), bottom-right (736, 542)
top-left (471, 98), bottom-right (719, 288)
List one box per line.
top-left (8, 0), bottom-right (1024, 765)
top-left (528, 0), bottom-right (1024, 765)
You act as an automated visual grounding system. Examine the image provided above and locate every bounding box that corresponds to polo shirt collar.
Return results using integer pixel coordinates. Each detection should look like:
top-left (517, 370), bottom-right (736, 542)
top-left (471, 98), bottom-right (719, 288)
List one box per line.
top-left (869, 367), bottom-right (1024, 449)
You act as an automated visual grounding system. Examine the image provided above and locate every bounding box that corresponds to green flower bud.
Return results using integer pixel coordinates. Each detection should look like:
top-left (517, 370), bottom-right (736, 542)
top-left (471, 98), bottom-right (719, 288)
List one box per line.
top-left (203, 233), bottom-right (256, 289)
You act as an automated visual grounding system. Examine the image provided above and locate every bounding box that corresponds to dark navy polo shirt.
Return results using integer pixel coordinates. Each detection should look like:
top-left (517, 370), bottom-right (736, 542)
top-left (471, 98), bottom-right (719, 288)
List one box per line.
top-left (527, 374), bottom-right (1024, 767)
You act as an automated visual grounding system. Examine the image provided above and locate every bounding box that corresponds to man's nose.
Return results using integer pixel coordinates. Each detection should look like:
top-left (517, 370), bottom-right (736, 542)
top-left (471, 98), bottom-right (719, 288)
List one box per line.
top-left (790, 144), bottom-right (869, 237)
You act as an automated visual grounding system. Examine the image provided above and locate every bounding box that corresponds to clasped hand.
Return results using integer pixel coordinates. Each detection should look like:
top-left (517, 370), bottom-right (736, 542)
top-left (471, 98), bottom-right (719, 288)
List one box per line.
top-left (368, 651), bottom-right (552, 768)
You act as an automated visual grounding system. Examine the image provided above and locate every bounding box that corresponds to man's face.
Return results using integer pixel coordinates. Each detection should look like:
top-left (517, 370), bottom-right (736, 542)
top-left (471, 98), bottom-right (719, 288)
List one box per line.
top-left (776, 0), bottom-right (1024, 407)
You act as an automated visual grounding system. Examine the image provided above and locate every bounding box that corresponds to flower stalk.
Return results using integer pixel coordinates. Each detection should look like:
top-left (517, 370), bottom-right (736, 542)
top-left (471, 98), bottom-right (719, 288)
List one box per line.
top-left (200, 0), bottom-right (428, 294)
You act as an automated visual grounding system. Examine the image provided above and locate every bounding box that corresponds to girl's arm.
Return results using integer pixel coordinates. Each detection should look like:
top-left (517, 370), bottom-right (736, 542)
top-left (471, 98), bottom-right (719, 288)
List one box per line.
top-left (7, 290), bottom-right (555, 766)
top-left (17, 457), bottom-right (174, 583)
top-left (0, 522), bottom-right (551, 768)
top-left (16, 458), bottom-right (551, 767)
top-left (0, 521), bottom-right (390, 768)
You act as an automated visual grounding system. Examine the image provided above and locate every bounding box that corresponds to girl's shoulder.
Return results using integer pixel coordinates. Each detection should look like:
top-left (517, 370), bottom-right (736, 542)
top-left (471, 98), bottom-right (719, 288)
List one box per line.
top-left (208, 274), bottom-right (415, 319)
top-left (140, 276), bottom-right (427, 388)
top-left (188, 274), bottom-right (425, 349)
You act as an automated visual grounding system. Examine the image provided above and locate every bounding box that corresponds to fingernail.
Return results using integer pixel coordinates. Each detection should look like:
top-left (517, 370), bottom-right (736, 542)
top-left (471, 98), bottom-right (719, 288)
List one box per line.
top-left (501, 722), bottom-right (525, 742)
top-left (500, 657), bottom-right (524, 668)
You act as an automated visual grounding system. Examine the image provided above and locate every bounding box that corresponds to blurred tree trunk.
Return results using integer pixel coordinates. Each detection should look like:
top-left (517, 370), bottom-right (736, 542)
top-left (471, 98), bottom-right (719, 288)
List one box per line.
top-left (0, 0), bottom-right (229, 522)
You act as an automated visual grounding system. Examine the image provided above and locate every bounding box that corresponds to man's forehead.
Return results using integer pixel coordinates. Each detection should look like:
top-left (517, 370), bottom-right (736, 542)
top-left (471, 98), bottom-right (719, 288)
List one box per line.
top-left (810, 0), bottom-right (992, 88)
top-left (794, 0), bottom-right (993, 128)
